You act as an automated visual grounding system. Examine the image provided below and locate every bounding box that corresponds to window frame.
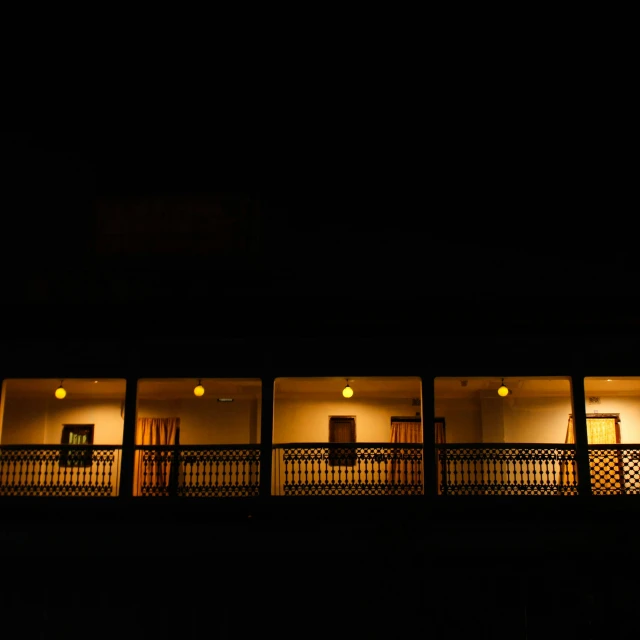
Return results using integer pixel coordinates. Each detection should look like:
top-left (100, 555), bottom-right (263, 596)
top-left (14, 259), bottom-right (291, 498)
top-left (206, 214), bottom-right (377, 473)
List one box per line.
top-left (60, 424), bottom-right (95, 468)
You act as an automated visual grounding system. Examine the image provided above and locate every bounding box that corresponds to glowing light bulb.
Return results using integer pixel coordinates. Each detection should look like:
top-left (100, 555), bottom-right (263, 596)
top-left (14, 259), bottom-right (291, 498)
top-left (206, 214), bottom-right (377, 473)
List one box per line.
top-left (342, 383), bottom-right (353, 398)
top-left (497, 379), bottom-right (509, 397)
top-left (194, 381), bottom-right (205, 397)
top-left (55, 385), bottom-right (67, 399)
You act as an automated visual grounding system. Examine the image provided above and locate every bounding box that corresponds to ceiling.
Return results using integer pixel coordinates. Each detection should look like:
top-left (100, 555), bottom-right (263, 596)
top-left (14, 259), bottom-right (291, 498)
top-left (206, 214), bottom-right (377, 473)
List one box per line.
top-left (1, 377), bottom-right (421, 401)
top-left (274, 377), bottom-right (422, 399)
top-left (435, 377), bottom-right (640, 398)
top-left (2, 378), bottom-right (260, 401)
top-left (3, 376), bottom-right (639, 401)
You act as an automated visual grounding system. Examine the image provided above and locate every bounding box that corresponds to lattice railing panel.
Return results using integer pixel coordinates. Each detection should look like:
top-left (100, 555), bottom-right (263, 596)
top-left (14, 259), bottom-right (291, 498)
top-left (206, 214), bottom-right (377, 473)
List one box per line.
top-left (0, 446), bottom-right (121, 497)
top-left (272, 444), bottom-right (424, 496)
top-left (135, 448), bottom-right (174, 497)
top-left (589, 445), bottom-right (640, 495)
top-left (178, 446), bottom-right (260, 497)
top-left (436, 445), bottom-right (578, 496)
top-left (134, 445), bottom-right (261, 497)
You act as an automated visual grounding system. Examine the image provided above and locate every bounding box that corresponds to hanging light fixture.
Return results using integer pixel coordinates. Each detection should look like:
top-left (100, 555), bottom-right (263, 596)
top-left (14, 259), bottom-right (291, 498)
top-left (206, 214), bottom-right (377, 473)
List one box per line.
top-left (55, 380), bottom-right (67, 399)
top-left (497, 378), bottom-right (510, 397)
top-left (193, 379), bottom-right (205, 397)
top-left (342, 379), bottom-right (354, 398)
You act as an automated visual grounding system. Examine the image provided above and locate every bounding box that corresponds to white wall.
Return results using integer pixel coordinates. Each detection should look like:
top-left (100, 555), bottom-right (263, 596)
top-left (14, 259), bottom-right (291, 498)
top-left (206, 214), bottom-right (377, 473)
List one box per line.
top-left (480, 398), bottom-right (507, 443)
top-left (1, 398), bottom-right (48, 444)
top-left (137, 397), bottom-right (260, 444)
top-left (1, 396), bottom-right (261, 445)
top-left (585, 395), bottom-right (640, 443)
top-left (436, 390), bottom-right (640, 444)
top-left (8, 389), bottom-right (638, 446)
top-left (436, 395), bottom-right (574, 444)
top-left (273, 396), bottom-right (420, 443)
top-left (1, 397), bottom-right (124, 445)
top-left (44, 399), bottom-right (124, 445)
top-left (504, 397), bottom-right (573, 443)
top-left (434, 397), bottom-right (482, 443)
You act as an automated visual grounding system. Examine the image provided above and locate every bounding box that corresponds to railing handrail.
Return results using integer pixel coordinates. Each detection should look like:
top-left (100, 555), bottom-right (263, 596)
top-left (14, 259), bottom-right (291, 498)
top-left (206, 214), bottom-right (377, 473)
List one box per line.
top-left (133, 443), bottom-right (261, 450)
top-left (587, 443), bottom-right (640, 449)
top-left (2, 443), bottom-right (626, 450)
top-left (436, 443), bottom-right (576, 450)
top-left (435, 443), bottom-right (640, 450)
top-left (0, 444), bottom-right (122, 450)
top-left (273, 442), bottom-right (423, 449)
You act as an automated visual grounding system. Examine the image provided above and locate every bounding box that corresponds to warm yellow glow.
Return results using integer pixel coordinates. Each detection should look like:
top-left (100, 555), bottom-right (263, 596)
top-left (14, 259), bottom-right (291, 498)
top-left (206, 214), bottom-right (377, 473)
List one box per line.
top-left (55, 386), bottom-right (67, 399)
top-left (194, 383), bottom-right (205, 397)
top-left (342, 384), bottom-right (353, 398)
top-left (497, 384), bottom-right (509, 397)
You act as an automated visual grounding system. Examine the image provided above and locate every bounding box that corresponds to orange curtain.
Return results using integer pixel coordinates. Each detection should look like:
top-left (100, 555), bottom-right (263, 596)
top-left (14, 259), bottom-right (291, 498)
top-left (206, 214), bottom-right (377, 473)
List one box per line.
top-left (565, 415), bottom-right (622, 493)
top-left (565, 417), bottom-right (575, 444)
top-left (586, 418), bottom-right (619, 444)
top-left (134, 417), bottom-right (179, 496)
top-left (390, 421), bottom-right (422, 488)
top-left (565, 416), bottom-right (619, 444)
top-left (435, 420), bottom-right (445, 445)
top-left (390, 421), bottom-right (422, 444)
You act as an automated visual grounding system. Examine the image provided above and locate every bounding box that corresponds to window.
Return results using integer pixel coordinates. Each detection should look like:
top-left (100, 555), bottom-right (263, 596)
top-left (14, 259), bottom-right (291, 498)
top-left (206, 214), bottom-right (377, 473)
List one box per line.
top-left (328, 416), bottom-right (356, 466)
top-left (60, 424), bottom-right (94, 467)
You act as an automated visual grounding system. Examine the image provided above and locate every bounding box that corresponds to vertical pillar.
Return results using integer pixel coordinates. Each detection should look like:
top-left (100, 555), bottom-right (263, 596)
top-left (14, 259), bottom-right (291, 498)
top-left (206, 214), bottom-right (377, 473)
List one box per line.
top-left (0, 377), bottom-right (5, 437)
top-left (570, 374), bottom-right (592, 497)
top-left (421, 374), bottom-right (437, 497)
top-left (119, 376), bottom-right (139, 498)
top-left (259, 375), bottom-right (274, 500)
top-left (169, 427), bottom-right (180, 497)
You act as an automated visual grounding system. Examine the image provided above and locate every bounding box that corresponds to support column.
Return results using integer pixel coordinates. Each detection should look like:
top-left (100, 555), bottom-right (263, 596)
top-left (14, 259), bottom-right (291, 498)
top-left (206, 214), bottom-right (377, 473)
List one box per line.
top-left (0, 377), bottom-right (5, 437)
top-left (259, 375), bottom-right (274, 500)
top-left (119, 376), bottom-right (139, 498)
top-left (570, 374), bottom-right (592, 497)
top-left (421, 374), bottom-right (437, 497)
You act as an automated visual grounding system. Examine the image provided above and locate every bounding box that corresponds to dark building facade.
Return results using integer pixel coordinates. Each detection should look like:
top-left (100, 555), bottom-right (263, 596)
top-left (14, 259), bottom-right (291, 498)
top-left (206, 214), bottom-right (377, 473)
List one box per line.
top-left (1, 133), bottom-right (638, 638)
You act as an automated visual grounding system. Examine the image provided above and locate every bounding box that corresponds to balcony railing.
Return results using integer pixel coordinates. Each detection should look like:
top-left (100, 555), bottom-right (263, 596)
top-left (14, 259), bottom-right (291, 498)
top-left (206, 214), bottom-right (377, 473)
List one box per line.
top-left (0, 445), bottom-right (122, 497)
top-left (589, 444), bottom-right (640, 495)
top-left (437, 444), bottom-right (640, 496)
top-left (134, 445), bottom-right (261, 497)
top-left (436, 444), bottom-right (579, 496)
top-left (2, 443), bottom-right (640, 499)
top-left (272, 443), bottom-right (424, 496)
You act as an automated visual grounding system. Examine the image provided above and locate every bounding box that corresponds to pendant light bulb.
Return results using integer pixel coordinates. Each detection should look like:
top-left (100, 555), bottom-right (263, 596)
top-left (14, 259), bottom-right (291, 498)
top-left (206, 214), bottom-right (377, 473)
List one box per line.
top-left (497, 378), bottom-right (509, 397)
top-left (55, 380), bottom-right (67, 399)
top-left (342, 379), bottom-right (354, 399)
top-left (194, 379), bottom-right (205, 397)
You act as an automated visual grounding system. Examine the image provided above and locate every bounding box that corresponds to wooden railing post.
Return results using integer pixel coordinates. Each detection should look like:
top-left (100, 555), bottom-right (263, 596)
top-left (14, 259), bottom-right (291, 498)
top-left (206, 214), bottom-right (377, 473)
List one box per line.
top-left (119, 376), bottom-right (138, 498)
top-left (169, 427), bottom-right (180, 497)
top-left (0, 376), bottom-right (5, 447)
top-left (570, 374), bottom-right (592, 497)
top-left (260, 375), bottom-right (275, 500)
top-left (421, 374), bottom-right (437, 497)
